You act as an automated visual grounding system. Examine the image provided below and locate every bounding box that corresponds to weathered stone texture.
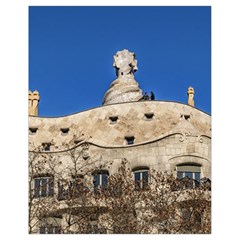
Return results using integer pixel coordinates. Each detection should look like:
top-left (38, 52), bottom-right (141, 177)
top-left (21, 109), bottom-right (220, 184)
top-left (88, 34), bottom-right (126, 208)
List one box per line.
top-left (29, 100), bottom-right (211, 178)
top-left (29, 101), bottom-right (211, 149)
top-left (102, 49), bottom-right (143, 105)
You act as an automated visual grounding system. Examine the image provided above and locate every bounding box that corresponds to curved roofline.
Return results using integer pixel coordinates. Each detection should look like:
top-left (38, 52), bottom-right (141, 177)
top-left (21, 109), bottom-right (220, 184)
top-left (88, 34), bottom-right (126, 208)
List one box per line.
top-left (30, 100), bottom-right (211, 119)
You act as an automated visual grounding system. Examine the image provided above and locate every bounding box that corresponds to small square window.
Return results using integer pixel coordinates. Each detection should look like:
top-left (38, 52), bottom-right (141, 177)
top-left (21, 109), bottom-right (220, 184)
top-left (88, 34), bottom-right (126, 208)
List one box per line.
top-left (60, 128), bottom-right (69, 135)
top-left (125, 136), bottom-right (135, 145)
top-left (144, 113), bottom-right (154, 120)
top-left (42, 143), bottom-right (51, 151)
top-left (109, 116), bottom-right (118, 124)
top-left (29, 127), bottom-right (38, 134)
top-left (181, 114), bottom-right (190, 120)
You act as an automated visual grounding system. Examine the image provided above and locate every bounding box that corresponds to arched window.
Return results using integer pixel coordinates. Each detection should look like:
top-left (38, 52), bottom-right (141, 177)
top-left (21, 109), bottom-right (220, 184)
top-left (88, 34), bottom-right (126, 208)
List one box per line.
top-left (34, 175), bottom-right (54, 197)
top-left (177, 164), bottom-right (201, 182)
top-left (93, 171), bottom-right (109, 193)
top-left (133, 168), bottom-right (149, 190)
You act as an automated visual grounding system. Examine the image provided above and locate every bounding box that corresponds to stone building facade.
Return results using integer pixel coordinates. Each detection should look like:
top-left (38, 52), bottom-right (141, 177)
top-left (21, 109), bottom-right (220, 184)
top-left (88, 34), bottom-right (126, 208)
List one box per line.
top-left (29, 49), bottom-right (211, 234)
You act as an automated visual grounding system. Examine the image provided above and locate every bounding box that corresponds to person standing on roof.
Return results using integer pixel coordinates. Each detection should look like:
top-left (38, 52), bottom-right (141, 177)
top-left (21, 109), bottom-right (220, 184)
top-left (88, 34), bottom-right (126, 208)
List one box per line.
top-left (150, 91), bottom-right (155, 100)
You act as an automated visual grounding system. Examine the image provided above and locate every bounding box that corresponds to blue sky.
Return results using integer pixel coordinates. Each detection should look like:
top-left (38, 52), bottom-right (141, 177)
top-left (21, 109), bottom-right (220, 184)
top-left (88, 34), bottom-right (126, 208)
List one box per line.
top-left (29, 6), bottom-right (211, 117)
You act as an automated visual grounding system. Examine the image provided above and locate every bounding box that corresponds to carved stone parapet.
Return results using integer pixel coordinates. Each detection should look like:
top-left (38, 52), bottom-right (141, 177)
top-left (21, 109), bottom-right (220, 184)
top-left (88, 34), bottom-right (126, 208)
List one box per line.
top-left (178, 132), bottom-right (202, 142)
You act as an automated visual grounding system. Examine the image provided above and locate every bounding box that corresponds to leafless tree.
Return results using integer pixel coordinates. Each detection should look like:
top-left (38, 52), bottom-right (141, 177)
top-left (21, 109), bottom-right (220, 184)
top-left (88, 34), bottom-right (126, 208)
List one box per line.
top-left (29, 142), bottom-right (211, 234)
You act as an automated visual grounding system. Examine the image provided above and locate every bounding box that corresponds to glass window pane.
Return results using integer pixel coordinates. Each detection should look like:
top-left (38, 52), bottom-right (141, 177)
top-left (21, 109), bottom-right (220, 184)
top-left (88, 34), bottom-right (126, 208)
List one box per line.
top-left (41, 178), bottom-right (47, 197)
top-left (142, 171), bottom-right (148, 189)
top-left (34, 178), bottom-right (40, 197)
top-left (134, 172), bottom-right (141, 190)
top-left (128, 139), bottom-right (134, 144)
top-left (48, 178), bottom-right (54, 196)
top-left (101, 173), bottom-right (108, 188)
top-left (134, 172), bottom-right (140, 182)
top-left (194, 172), bottom-right (201, 182)
top-left (177, 172), bottom-right (184, 179)
top-left (185, 172), bottom-right (193, 179)
top-left (93, 174), bottom-right (100, 193)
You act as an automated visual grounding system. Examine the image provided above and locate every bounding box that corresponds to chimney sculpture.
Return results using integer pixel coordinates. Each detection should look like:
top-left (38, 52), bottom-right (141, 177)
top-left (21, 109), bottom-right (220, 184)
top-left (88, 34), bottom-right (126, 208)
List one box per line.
top-left (187, 86), bottom-right (195, 107)
top-left (29, 90), bottom-right (40, 116)
top-left (102, 49), bottom-right (143, 105)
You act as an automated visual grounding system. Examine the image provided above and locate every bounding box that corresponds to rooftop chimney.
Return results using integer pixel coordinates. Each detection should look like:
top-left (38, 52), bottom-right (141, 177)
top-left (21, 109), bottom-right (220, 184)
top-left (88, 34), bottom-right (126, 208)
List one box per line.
top-left (187, 86), bottom-right (194, 107)
top-left (29, 90), bottom-right (40, 116)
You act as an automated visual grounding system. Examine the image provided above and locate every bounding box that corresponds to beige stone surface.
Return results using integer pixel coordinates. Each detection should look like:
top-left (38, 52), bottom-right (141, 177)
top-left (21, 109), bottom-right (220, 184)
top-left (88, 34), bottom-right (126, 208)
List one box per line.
top-left (29, 100), bottom-right (211, 179)
top-left (29, 100), bottom-right (211, 149)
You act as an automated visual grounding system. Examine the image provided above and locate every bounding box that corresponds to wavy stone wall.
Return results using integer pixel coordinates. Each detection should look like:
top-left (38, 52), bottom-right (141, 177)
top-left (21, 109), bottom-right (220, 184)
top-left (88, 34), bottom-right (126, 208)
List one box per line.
top-left (29, 101), bottom-right (211, 151)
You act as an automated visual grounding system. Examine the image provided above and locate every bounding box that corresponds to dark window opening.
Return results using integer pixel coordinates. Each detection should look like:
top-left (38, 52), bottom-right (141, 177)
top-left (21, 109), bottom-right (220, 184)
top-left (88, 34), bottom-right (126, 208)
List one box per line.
top-left (181, 114), bottom-right (190, 120)
top-left (42, 143), bottom-right (51, 151)
top-left (144, 113), bottom-right (154, 120)
top-left (109, 116), bottom-right (118, 124)
top-left (60, 128), bottom-right (69, 135)
top-left (34, 176), bottom-right (54, 198)
top-left (125, 136), bottom-right (135, 145)
top-left (134, 169), bottom-right (149, 190)
top-left (93, 171), bottom-right (109, 194)
top-left (29, 127), bottom-right (38, 134)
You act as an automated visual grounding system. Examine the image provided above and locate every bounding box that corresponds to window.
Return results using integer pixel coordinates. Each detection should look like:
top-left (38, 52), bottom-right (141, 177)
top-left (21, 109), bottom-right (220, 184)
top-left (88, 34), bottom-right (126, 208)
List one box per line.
top-left (125, 136), bottom-right (135, 145)
top-left (39, 216), bottom-right (62, 234)
top-left (29, 127), bottom-right (38, 134)
top-left (133, 169), bottom-right (149, 190)
top-left (93, 171), bottom-right (108, 193)
top-left (181, 114), bottom-right (190, 120)
top-left (144, 113), bottom-right (154, 120)
top-left (34, 176), bottom-right (54, 197)
top-left (60, 128), bottom-right (69, 135)
top-left (39, 226), bottom-right (61, 234)
top-left (177, 165), bottom-right (201, 182)
top-left (42, 143), bottom-right (51, 151)
top-left (109, 116), bottom-right (118, 124)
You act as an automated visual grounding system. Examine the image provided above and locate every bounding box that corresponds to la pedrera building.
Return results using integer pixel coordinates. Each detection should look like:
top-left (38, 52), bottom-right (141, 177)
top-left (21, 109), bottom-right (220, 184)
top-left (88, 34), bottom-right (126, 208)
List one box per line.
top-left (29, 49), bottom-right (211, 234)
